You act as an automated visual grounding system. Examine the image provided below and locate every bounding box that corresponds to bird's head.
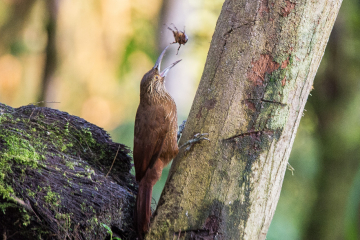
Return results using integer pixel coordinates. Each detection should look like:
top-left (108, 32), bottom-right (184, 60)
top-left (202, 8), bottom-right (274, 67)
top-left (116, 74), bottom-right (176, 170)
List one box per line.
top-left (141, 46), bottom-right (181, 88)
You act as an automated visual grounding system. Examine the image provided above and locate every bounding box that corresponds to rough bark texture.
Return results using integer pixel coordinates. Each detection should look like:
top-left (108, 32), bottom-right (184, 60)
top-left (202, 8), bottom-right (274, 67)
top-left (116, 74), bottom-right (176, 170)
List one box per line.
top-left (148, 0), bottom-right (342, 239)
top-left (0, 103), bottom-right (137, 240)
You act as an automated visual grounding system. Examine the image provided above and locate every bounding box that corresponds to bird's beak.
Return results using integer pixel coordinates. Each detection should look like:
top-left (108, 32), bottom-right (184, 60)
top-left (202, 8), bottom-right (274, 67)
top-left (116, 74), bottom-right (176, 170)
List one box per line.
top-left (153, 46), bottom-right (182, 77)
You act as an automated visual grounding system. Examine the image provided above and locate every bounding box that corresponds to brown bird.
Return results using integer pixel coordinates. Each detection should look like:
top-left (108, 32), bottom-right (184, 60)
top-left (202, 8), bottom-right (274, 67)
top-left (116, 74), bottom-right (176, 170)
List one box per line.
top-left (133, 46), bottom-right (181, 237)
top-left (166, 23), bottom-right (188, 55)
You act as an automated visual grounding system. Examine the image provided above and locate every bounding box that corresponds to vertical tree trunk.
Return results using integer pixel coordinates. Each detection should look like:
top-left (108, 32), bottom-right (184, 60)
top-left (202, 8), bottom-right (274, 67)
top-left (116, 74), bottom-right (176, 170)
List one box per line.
top-left (38, 0), bottom-right (58, 106)
top-left (147, 0), bottom-right (342, 239)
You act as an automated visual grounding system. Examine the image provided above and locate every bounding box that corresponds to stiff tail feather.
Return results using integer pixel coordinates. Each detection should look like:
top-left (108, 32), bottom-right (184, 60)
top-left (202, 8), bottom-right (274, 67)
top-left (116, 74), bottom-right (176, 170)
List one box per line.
top-left (135, 180), bottom-right (153, 238)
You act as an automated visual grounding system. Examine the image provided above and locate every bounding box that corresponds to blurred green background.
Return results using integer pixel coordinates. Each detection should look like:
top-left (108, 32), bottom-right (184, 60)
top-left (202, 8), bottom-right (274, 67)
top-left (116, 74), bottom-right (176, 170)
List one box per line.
top-left (0, 0), bottom-right (359, 239)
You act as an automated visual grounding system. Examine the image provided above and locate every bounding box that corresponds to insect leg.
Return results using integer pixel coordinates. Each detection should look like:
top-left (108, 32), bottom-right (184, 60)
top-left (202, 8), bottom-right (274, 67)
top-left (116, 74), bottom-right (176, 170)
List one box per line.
top-left (171, 23), bottom-right (179, 31)
top-left (176, 45), bottom-right (181, 55)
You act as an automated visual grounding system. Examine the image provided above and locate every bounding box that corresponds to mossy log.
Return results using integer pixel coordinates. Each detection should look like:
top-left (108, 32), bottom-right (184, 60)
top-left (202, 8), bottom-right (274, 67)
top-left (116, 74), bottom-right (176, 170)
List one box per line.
top-left (0, 103), bottom-right (137, 240)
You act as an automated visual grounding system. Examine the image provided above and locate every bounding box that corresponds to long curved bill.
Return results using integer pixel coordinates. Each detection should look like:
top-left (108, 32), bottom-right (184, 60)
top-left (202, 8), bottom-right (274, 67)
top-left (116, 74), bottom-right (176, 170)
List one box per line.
top-left (153, 46), bottom-right (182, 77)
top-left (159, 60), bottom-right (181, 77)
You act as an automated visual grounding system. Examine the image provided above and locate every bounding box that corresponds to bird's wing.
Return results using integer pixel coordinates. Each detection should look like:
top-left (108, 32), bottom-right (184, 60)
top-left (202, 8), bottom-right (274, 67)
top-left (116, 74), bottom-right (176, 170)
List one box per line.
top-left (133, 104), bottom-right (170, 182)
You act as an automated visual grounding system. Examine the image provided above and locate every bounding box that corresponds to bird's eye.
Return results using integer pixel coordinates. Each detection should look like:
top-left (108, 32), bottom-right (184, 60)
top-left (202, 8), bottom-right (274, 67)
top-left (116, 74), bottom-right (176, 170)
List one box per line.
top-left (155, 76), bottom-right (159, 80)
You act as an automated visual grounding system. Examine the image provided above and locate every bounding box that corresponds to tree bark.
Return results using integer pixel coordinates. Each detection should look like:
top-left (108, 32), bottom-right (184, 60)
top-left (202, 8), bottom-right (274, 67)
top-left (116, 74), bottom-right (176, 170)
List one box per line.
top-left (0, 103), bottom-right (137, 240)
top-left (148, 0), bottom-right (342, 239)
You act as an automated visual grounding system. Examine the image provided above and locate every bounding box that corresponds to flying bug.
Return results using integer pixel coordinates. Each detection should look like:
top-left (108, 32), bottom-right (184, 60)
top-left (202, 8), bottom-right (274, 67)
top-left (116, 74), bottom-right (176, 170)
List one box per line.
top-left (166, 23), bottom-right (188, 55)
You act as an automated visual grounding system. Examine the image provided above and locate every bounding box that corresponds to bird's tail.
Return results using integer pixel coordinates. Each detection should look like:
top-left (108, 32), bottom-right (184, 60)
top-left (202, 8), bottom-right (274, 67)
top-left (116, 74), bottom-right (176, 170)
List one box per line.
top-left (135, 180), bottom-right (153, 237)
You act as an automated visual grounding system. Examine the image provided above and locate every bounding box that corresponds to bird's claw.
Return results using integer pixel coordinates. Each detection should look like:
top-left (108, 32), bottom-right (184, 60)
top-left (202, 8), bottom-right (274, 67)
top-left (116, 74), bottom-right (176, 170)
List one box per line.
top-left (177, 120), bottom-right (187, 142)
top-left (179, 133), bottom-right (210, 151)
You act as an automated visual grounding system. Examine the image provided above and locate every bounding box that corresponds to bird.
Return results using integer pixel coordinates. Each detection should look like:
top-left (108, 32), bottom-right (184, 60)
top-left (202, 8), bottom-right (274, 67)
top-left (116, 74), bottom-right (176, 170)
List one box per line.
top-left (133, 46), bottom-right (181, 238)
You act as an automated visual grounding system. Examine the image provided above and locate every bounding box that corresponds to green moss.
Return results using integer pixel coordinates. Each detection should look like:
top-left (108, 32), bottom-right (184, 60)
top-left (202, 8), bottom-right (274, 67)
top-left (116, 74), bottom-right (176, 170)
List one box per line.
top-left (21, 208), bottom-right (31, 226)
top-left (89, 205), bottom-right (96, 214)
top-left (0, 115), bottom-right (42, 212)
top-left (27, 189), bottom-right (36, 197)
top-left (64, 121), bottom-right (70, 133)
top-left (44, 186), bottom-right (61, 207)
top-left (80, 202), bottom-right (86, 212)
top-left (88, 216), bottom-right (98, 225)
top-left (0, 111), bottom-right (87, 218)
top-left (0, 202), bottom-right (16, 214)
top-left (2, 132), bottom-right (40, 166)
top-left (65, 161), bottom-right (75, 170)
top-left (0, 105), bottom-right (132, 238)
top-left (81, 127), bottom-right (96, 144)
top-left (55, 212), bottom-right (72, 232)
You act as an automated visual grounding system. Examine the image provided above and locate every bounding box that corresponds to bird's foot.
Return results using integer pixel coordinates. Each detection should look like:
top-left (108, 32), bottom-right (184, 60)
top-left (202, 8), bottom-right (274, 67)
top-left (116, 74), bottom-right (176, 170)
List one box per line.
top-left (177, 120), bottom-right (187, 142)
top-left (179, 133), bottom-right (210, 151)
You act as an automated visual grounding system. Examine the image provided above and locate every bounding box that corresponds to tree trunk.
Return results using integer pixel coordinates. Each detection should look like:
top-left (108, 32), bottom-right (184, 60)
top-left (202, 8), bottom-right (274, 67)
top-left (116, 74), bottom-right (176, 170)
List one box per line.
top-left (148, 0), bottom-right (342, 239)
top-left (0, 103), bottom-right (137, 240)
top-left (37, 0), bottom-right (58, 106)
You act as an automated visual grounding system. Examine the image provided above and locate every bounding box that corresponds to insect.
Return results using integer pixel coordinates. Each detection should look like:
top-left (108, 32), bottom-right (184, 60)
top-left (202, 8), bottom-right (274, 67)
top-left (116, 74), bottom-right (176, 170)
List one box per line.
top-left (166, 23), bottom-right (188, 55)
